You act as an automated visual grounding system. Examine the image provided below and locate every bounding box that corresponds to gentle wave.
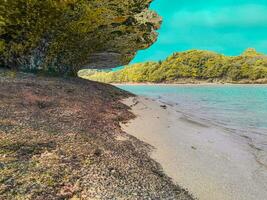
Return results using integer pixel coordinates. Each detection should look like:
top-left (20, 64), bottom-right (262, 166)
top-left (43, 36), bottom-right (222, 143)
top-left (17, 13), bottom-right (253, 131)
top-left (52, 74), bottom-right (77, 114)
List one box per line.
top-left (117, 84), bottom-right (267, 136)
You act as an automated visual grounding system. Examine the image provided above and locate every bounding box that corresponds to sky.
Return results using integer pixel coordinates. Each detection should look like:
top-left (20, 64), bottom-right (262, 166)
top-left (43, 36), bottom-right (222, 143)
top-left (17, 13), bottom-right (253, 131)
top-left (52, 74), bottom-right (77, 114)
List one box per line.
top-left (132, 0), bottom-right (267, 63)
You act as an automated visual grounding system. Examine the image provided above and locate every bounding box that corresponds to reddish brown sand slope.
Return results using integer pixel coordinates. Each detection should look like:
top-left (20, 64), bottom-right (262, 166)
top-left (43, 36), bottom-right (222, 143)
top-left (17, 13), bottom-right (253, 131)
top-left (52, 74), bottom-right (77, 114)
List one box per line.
top-left (0, 71), bottom-right (193, 200)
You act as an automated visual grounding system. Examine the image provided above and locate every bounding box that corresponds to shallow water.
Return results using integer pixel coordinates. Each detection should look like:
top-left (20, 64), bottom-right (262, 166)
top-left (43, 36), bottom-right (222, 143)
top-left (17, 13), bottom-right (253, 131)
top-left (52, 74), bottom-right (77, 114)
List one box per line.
top-left (121, 96), bottom-right (267, 200)
top-left (117, 85), bottom-right (267, 136)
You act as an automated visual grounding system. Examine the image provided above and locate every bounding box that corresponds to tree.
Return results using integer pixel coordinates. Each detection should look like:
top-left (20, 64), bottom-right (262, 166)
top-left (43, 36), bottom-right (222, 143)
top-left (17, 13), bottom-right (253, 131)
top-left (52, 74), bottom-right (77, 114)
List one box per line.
top-left (82, 49), bottom-right (267, 83)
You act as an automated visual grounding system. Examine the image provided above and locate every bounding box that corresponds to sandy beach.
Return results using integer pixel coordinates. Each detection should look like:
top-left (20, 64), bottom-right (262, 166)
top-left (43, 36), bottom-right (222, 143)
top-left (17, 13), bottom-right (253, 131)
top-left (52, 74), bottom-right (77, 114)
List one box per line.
top-left (121, 96), bottom-right (267, 200)
top-left (0, 72), bottom-right (195, 199)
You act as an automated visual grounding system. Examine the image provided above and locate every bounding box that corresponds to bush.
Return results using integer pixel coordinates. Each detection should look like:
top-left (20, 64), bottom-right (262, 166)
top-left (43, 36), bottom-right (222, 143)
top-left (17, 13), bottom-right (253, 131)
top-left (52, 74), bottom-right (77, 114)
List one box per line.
top-left (82, 49), bottom-right (267, 83)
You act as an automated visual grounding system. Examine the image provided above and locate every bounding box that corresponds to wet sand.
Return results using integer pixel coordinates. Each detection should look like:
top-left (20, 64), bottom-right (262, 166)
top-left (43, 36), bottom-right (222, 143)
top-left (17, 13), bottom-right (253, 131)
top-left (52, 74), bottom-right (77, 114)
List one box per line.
top-left (121, 96), bottom-right (267, 200)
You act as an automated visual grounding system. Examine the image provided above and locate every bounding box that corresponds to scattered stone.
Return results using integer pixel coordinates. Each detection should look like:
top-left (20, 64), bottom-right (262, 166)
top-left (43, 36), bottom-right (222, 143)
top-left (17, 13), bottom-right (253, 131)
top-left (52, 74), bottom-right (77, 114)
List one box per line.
top-left (94, 148), bottom-right (102, 157)
top-left (191, 146), bottom-right (197, 150)
top-left (160, 105), bottom-right (167, 109)
top-left (58, 184), bottom-right (77, 199)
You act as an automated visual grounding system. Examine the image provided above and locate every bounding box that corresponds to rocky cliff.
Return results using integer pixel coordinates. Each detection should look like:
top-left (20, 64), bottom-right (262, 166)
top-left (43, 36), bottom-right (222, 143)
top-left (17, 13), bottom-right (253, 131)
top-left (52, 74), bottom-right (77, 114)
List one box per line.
top-left (0, 0), bottom-right (161, 75)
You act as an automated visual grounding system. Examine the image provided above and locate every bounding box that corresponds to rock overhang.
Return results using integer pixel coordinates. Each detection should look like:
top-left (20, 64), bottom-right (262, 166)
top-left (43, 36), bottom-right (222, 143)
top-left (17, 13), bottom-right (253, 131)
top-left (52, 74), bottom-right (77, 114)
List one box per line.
top-left (0, 0), bottom-right (162, 75)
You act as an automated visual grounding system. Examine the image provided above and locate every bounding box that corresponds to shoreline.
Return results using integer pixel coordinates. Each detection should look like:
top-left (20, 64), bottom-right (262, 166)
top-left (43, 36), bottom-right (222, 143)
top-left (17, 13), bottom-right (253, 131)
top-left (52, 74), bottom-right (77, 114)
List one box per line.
top-left (0, 72), bottom-right (194, 199)
top-left (121, 96), bottom-right (267, 200)
top-left (112, 82), bottom-right (267, 86)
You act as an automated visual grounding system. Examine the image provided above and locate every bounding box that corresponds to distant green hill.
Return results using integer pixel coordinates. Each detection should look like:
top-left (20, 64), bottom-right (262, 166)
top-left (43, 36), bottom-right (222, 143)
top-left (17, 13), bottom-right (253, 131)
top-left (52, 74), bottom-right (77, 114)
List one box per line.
top-left (80, 48), bottom-right (267, 84)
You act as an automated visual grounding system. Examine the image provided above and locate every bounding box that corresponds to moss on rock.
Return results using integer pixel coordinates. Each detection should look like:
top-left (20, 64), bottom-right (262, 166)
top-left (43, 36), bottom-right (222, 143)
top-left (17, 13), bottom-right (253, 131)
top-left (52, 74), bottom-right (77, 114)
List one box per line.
top-left (0, 0), bottom-right (161, 76)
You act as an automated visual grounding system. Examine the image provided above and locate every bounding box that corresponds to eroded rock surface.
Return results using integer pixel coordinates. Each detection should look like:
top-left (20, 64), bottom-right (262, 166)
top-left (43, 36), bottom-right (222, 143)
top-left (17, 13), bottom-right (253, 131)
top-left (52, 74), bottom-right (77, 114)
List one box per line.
top-left (0, 0), bottom-right (161, 75)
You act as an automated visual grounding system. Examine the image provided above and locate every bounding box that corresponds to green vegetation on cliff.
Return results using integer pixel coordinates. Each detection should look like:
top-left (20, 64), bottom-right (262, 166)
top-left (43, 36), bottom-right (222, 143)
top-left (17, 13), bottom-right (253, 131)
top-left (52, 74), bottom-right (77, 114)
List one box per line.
top-left (0, 0), bottom-right (161, 75)
top-left (81, 48), bottom-right (267, 83)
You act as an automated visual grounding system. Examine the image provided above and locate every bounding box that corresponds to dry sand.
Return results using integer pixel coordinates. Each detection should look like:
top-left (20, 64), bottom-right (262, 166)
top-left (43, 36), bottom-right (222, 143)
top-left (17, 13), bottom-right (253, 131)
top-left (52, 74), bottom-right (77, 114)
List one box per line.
top-left (121, 96), bottom-right (267, 200)
top-left (0, 72), bottom-right (194, 199)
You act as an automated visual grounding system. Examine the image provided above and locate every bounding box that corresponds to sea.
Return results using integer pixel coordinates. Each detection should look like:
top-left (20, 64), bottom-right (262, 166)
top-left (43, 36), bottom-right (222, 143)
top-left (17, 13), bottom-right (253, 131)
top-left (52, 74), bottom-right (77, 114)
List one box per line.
top-left (117, 84), bottom-right (267, 136)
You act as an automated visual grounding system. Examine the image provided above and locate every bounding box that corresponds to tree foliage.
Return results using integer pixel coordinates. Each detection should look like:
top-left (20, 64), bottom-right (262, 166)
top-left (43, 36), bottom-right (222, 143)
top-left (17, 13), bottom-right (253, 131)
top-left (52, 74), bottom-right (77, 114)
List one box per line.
top-left (82, 49), bottom-right (267, 83)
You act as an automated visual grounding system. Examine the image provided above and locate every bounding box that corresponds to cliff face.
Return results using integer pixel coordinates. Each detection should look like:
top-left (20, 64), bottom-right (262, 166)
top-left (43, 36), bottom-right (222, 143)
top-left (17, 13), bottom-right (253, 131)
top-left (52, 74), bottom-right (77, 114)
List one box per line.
top-left (88, 6), bottom-right (161, 70)
top-left (0, 0), bottom-right (161, 75)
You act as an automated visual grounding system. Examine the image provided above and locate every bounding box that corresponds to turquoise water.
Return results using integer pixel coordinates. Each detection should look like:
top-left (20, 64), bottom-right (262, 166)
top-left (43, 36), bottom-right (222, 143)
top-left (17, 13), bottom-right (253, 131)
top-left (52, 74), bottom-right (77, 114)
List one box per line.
top-left (117, 85), bottom-right (267, 135)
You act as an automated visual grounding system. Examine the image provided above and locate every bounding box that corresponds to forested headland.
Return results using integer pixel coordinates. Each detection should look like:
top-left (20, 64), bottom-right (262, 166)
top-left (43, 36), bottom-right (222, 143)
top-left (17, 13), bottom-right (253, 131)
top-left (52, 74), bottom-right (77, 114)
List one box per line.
top-left (81, 48), bottom-right (267, 84)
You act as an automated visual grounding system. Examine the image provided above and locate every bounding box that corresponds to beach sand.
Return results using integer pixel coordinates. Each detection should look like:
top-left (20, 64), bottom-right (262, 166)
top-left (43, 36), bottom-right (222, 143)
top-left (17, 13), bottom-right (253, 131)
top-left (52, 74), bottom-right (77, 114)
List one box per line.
top-left (0, 72), bottom-right (194, 199)
top-left (121, 96), bottom-right (267, 200)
